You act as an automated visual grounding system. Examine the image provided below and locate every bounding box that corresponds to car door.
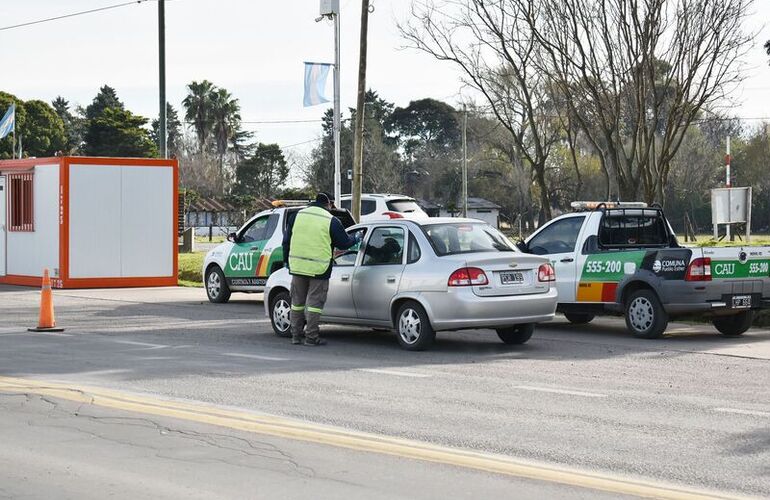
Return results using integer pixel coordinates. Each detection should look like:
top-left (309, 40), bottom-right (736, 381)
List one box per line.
top-left (324, 228), bottom-right (367, 319)
top-left (352, 226), bottom-right (406, 320)
top-left (226, 214), bottom-right (277, 289)
top-left (525, 215), bottom-right (586, 303)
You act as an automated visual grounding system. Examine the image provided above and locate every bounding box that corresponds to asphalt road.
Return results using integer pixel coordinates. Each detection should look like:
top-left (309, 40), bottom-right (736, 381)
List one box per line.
top-left (1, 285), bottom-right (768, 499)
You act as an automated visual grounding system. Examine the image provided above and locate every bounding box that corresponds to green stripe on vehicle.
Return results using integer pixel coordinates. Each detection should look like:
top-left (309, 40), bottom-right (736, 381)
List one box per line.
top-left (580, 251), bottom-right (647, 283)
top-left (711, 259), bottom-right (770, 279)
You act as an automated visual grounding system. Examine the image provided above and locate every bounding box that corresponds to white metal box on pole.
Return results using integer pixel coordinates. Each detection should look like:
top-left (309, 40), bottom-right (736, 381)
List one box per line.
top-left (711, 187), bottom-right (752, 242)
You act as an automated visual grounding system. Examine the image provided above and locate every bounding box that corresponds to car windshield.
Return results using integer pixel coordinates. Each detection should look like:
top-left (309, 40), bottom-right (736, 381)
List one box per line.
top-left (424, 223), bottom-right (515, 255)
top-left (386, 199), bottom-right (422, 213)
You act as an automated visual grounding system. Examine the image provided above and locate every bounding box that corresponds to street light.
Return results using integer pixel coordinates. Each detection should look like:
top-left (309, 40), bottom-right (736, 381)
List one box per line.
top-left (317, 0), bottom-right (341, 206)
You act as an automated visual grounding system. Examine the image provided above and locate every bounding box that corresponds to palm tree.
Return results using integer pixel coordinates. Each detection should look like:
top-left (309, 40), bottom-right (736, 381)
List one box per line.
top-left (210, 88), bottom-right (241, 177)
top-left (182, 80), bottom-right (215, 152)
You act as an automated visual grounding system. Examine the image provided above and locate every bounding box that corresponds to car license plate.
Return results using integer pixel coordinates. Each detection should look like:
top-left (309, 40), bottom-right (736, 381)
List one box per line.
top-left (731, 295), bottom-right (752, 309)
top-left (500, 271), bottom-right (525, 284)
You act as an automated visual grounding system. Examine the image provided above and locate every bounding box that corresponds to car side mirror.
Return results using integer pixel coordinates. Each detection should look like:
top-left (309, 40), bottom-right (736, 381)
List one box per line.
top-left (515, 240), bottom-right (529, 253)
top-left (227, 232), bottom-right (237, 243)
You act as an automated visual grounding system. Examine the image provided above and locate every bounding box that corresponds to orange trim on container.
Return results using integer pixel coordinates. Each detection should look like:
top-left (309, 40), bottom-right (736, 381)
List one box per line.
top-left (62, 277), bottom-right (178, 289)
top-left (0, 275), bottom-right (43, 287)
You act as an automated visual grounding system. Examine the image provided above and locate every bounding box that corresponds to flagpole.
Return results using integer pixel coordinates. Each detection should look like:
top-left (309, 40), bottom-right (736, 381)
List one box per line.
top-left (333, 6), bottom-right (341, 206)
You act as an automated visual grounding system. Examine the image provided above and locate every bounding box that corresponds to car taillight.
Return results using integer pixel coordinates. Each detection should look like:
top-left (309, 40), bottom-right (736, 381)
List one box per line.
top-left (538, 263), bottom-right (556, 282)
top-left (382, 211), bottom-right (404, 219)
top-left (685, 257), bottom-right (712, 281)
top-left (448, 267), bottom-right (489, 286)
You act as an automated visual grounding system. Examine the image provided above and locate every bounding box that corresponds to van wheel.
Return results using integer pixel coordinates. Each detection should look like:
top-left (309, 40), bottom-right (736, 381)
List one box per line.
top-left (713, 311), bottom-right (753, 337)
top-left (205, 266), bottom-right (231, 303)
top-left (269, 290), bottom-right (292, 337)
top-left (395, 302), bottom-right (435, 351)
top-left (496, 324), bottom-right (535, 344)
top-left (564, 313), bottom-right (595, 325)
top-left (624, 289), bottom-right (668, 339)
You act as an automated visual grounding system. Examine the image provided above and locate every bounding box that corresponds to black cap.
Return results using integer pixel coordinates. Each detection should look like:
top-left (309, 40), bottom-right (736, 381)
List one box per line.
top-left (315, 192), bottom-right (332, 205)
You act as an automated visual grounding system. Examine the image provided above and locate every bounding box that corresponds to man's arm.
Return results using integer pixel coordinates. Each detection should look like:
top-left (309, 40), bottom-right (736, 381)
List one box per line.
top-left (329, 217), bottom-right (358, 250)
top-left (282, 212), bottom-right (297, 266)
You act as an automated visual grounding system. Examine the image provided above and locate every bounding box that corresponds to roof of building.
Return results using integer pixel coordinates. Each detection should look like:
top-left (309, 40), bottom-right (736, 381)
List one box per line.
top-left (187, 197), bottom-right (275, 213)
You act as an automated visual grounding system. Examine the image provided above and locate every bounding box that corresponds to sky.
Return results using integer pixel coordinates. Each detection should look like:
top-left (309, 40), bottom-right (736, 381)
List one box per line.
top-left (0, 0), bottom-right (769, 159)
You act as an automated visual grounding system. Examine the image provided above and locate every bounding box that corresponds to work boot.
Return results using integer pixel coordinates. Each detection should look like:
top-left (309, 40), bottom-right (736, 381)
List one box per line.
top-left (304, 337), bottom-right (327, 346)
top-left (291, 336), bottom-right (304, 345)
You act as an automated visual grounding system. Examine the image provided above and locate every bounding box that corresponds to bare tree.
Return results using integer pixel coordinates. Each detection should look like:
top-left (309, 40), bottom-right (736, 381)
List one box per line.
top-left (524, 0), bottom-right (754, 203)
top-left (401, 0), bottom-right (561, 219)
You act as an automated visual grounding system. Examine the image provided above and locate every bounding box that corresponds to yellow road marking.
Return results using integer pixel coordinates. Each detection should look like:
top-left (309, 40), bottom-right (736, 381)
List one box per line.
top-left (0, 375), bottom-right (741, 500)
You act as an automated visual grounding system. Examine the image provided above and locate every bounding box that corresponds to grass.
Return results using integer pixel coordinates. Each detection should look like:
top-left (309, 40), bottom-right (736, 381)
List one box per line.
top-left (195, 236), bottom-right (226, 244)
top-left (178, 252), bottom-right (205, 287)
top-left (682, 234), bottom-right (770, 247)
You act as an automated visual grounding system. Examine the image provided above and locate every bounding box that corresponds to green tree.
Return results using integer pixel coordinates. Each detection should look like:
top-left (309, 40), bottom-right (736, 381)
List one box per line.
top-left (86, 85), bottom-right (123, 120)
top-left (84, 107), bottom-right (157, 158)
top-left (182, 80), bottom-right (215, 152)
top-left (52, 96), bottom-right (84, 154)
top-left (210, 88), bottom-right (242, 174)
top-left (0, 91), bottom-right (27, 159)
top-left (388, 98), bottom-right (460, 158)
top-left (233, 143), bottom-right (289, 197)
top-left (21, 100), bottom-right (67, 157)
top-left (151, 102), bottom-right (183, 157)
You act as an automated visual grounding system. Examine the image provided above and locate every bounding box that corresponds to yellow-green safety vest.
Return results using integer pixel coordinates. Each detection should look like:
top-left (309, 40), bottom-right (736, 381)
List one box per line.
top-left (288, 206), bottom-right (333, 277)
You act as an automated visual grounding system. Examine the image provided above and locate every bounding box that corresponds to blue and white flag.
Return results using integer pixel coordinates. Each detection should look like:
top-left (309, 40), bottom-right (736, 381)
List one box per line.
top-left (0, 104), bottom-right (14, 140)
top-left (303, 62), bottom-right (332, 107)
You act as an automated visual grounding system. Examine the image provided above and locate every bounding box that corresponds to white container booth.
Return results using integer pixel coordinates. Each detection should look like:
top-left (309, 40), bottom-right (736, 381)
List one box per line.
top-left (0, 156), bottom-right (178, 288)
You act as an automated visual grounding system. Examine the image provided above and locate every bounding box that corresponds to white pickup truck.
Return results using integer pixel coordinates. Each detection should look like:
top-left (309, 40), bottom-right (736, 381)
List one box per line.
top-left (518, 203), bottom-right (770, 338)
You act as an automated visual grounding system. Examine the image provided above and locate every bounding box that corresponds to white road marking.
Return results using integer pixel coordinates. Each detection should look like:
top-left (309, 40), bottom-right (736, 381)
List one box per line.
top-left (713, 407), bottom-right (770, 418)
top-left (357, 368), bottom-right (432, 378)
top-left (222, 352), bottom-right (290, 362)
top-left (512, 385), bottom-right (608, 398)
top-left (109, 340), bottom-right (169, 349)
top-left (26, 331), bottom-right (73, 337)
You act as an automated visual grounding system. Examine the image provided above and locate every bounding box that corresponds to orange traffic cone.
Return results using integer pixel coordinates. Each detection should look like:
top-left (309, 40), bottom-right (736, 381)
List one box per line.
top-left (28, 269), bottom-right (65, 332)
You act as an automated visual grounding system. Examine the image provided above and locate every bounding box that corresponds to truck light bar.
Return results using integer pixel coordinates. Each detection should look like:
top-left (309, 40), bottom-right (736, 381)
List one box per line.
top-left (570, 201), bottom-right (648, 211)
top-left (271, 200), bottom-right (311, 208)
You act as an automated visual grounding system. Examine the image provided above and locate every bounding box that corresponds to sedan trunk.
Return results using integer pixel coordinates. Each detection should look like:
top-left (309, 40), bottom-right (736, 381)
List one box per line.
top-left (465, 253), bottom-right (551, 297)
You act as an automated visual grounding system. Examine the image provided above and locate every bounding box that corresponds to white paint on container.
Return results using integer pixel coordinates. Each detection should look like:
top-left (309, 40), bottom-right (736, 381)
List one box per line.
top-left (69, 165), bottom-right (122, 278)
top-left (121, 166), bottom-right (173, 277)
top-left (6, 165), bottom-right (60, 277)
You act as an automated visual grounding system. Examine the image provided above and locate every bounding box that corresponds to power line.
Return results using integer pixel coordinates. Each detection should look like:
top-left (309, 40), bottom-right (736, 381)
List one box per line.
top-left (280, 138), bottom-right (322, 150)
top-left (0, 0), bottom-right (156, 32)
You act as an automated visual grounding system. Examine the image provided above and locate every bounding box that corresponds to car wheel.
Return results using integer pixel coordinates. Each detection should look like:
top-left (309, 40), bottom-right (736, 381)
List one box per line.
top-left (713, 311), bottom-right (753, 337)
top-left (270, 290), bottom-right (292, 337)
top-left (496, 324), bottom-right (535, 344)
top-left (564, 313), bottom-right (595, 325)
top-left (395, 301), bottom-right (435, 351)
top-left (624, 289), bottom-right (668, 339)
top-left (205, 266), bottom-right (231, 303)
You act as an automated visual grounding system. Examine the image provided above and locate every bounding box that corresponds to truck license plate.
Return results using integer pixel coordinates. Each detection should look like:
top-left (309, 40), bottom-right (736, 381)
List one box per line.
top-left (731, 295), bottom-right (752, 309)
top-left (500, 271), bottom-right (525, 284)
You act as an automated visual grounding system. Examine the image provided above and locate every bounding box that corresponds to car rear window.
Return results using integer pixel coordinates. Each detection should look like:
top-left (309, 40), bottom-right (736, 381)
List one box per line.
top-left (424, 223), bottom-right (516, 256)
top-left (386, 199), bottom-right (422, 214)
top-left (599, 211), bottom-right (669, 247)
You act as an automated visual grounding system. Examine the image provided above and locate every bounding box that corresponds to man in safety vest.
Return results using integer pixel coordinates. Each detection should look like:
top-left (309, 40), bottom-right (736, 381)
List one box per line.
top-left (282, 193), bottom-right (360, 345)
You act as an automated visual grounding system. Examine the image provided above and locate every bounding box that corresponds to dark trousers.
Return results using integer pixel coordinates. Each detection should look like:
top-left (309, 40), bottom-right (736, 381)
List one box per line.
top-left (290, 276), bottom-right (329, 341)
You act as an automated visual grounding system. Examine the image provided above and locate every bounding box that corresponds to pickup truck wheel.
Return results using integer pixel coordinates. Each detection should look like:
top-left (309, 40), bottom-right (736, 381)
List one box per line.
top-left (205, 266), bottom-right (231, 303)
top-left (496, 324), bottom-right (535, 344)
top-left (395, 302), bottom-right (435, 351)
top-left (564, 313), bottom-right (595, 325)
top-left (713, 311), bottom-right (754, 337)
top-left (624, 289), bottom-right (668, 339)
top-left (269, 290), bottom-right (292, 337)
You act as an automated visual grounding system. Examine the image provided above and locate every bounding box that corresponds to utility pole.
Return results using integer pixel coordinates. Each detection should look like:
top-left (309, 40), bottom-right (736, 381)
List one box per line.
top-left (351, 0), bottom-right (370, 223)
top-left (158, 0), bottom-right (167, 158)
top-left (726, 136), bottom-right (732, 241)
top-left (461, 104), bottom-right (468, 218)
top-left (333, 5), bottom-right (341, 207)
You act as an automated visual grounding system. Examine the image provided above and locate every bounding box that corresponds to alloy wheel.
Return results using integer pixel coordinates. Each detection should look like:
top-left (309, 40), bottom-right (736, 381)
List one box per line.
top-left (628, 296), bottom-right (654, 332)
top-left (398, 308), bottom-right (421, 345)
top-left (207, 272), bottom-right (221, 299)
top-left (273, 299), bottom-right (291, 333)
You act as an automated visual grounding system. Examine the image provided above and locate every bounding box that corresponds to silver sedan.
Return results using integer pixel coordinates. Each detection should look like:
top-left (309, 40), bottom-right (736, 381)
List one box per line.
top-left (264, 218), bottom-right (558, 350)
